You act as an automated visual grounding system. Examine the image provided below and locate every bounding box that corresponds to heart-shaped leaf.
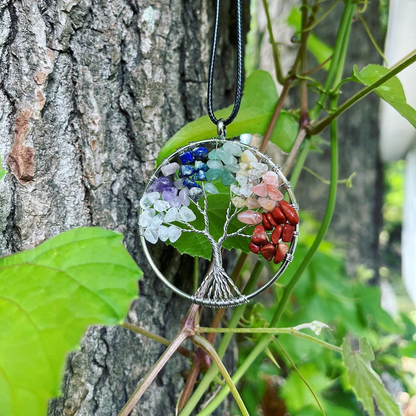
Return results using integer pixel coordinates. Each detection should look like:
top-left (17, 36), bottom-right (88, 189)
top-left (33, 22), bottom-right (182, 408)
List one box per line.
top-left (352, 64), bottom-right (416, 128)
top-left (0, 227), bottom-right (142, 416)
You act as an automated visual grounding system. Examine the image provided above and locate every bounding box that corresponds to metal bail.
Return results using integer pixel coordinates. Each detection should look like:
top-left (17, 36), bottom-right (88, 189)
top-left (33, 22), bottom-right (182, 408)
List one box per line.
top-left (217, 118), bottom-right (226, 140)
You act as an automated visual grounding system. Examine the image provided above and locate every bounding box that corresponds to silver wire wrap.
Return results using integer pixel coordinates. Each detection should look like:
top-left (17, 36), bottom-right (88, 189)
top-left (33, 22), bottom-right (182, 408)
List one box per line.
top-left (217, 119), bottom-right (226, 140)
top-left (139, 138), bottom-right (299, 308)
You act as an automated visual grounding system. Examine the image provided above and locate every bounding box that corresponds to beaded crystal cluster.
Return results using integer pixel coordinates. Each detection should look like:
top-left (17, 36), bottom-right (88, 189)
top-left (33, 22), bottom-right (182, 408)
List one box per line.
top-left (139, 140), bottom-right (298, 266)
top-left (139, 138), bottom-right (299, 307)
top-left (139, 142), bottom-right (245, 245)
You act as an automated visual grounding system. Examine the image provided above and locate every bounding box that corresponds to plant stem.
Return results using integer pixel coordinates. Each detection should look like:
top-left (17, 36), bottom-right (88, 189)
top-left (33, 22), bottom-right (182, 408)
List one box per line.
top-left (118, 330), bottom-right (190, 416)
top-left (303, 166), bottom-right (356, 187)
top-left (283, 129), bottom-right (307, 177)
top-left (310, 0), bottom-right (355, 121)
top-left (195, 335), bottom-right (274, 416)
top-left (273, 339), bottom-right (326, 416)
top-left (281, 0), bottom-right (310, 178)
top-left (289, 138), bottom-right (311, 189)
top-left (259, 78), bottom-right (292, 153)
top-left (190, 334), bottom-right (249, 416)
top-left (177, 252), bottom-right (248, 412)
top-left (179, 260), bottom-right (264, 416)
top-left (121, 322), bottom-right (194, 359)
top-left (177, 360), bottom-right (202, 414)
top-left (291, 0), bottom-right (354, 188)
top-left (262, 0), bottom-right (285, 85)
top-left (357, 11), bottom-right (388, 65)
top-left (195, 326), bottom-right (342, 353)
top-left (309, 50), bottom-right (416, 135)
top-left (300, 0), bottom-right (309, 124)
top-left (303, 0), bottom-right (340, 33)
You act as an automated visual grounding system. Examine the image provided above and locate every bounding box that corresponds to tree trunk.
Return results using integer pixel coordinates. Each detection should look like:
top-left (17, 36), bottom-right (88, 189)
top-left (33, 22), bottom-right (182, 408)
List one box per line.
top-left (0, 0), bottom-right (246, 414)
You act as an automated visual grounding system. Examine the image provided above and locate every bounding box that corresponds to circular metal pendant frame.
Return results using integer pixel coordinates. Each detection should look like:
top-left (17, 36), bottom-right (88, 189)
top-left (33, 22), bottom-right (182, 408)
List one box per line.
top-left (139, 138), bottom-right (299, 308)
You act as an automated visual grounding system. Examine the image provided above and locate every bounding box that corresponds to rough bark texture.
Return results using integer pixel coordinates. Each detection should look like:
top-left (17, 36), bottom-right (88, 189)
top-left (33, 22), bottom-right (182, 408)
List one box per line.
top-left (257, 0), bottom-right (383, 275)
top-left (0, 0), bottom-right (245, 414)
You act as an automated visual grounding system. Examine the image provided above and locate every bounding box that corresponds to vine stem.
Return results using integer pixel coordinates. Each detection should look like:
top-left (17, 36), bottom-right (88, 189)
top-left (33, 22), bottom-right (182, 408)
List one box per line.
top-left (195, 326), bottom-right (342, 353)
top-left (273, 339), bottom-right (326, 416)
top-left (176, 252), bottom-right (248, 413)
top-left (282, 128), bottom-right (307, 177)
top-left (309, 49), bottom-right (416, 135)
top-left (190, 334), bottom-right (249, 416)
top-left (262, 0), bottom-right (285, 84)
top-left (289, 138), bottom-right (311, 189)
top-left (118, 305), bottom-right (199, 416)
top-left (117, 330), bottom-right (191, 416)
top-left (195, 335), bottom-right (273, 416)
top-left (120, 323), bottom-right (194, 359)
top-left (259, 78), bottom-right (292, 153)
top-left (178, 260), bottom-right (264, 416)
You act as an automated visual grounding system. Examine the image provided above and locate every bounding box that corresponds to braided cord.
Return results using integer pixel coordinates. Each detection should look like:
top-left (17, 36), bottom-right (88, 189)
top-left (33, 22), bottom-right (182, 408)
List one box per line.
top-left (207, 0), bottom-right (243, 128)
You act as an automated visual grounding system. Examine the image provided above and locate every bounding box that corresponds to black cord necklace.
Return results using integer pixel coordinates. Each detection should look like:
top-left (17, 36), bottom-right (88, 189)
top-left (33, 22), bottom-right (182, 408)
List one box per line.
top-left (207, 0), bottom-right (244, 139)
top-left (139, 1), bottom-right (299, 308)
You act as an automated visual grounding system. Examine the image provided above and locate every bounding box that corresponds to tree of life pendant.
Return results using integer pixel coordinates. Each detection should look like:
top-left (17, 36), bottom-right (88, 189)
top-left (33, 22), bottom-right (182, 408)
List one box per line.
top-left (139, 137), bottom-right (299, 308)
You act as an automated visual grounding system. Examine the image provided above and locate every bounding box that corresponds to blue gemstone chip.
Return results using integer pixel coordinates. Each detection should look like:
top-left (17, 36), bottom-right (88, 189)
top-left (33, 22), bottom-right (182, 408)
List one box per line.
top-left (193, 170), bottom-right (207, 181)
top-left (179, 151), bottom-right (194, 164)
top-left (183, 178), bottom-right (201, 189)
top-left (194, 161), bottom-right (208, 172)
top-left (192, 147), bottom-right (209, 160)
top-left (178, 165), bottom-right (195, 178)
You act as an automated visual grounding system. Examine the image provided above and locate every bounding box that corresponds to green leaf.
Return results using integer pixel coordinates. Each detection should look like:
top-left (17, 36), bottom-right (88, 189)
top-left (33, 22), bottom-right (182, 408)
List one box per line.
top-left (0, 227), bottom-right (142, 416)
top-left (287, 8), bottom-right (332, 70)
top-left (352, 64), bottom-right (416, 129)
top-left (279, 363), bottom-right (331, 413)
top-left (156, 70), bottom-right (299, 164)
top-left (169, 182), bottom-right (252, 259)
top-left (342, 337), bottom-right (401, 416)
top-left (356, 285), bottom-right (402, 335)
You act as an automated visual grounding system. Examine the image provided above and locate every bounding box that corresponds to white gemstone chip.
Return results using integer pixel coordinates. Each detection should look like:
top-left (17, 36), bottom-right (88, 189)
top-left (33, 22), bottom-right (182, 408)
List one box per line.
top-left (168, 225), bottom-right (182, 242)
top-left (149, 213), bottom-right (164, 229)
top-left (144, 228), bottom-right (158, 244)
top-left (178, 206), bottom-right (196, 222)
top-left (164, 207), bottom-right (179, 223)
top-left (140, 192), bottom-right (160, 209)
top-left (157, 225), bottom-right (169, 242)
top-left (154, 200), bottom-right (170, 212)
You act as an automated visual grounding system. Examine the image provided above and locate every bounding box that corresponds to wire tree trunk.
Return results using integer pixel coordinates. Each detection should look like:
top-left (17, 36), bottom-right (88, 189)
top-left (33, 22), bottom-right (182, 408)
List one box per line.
top-left (0, 0), bottom-right (245, 414)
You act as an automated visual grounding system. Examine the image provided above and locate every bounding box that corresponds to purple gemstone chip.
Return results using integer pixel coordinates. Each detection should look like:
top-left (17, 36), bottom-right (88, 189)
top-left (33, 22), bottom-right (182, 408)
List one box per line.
top-left (148, 176), bottom-right (173, 192)
top-left (162, 186), bottom-right (178, 202)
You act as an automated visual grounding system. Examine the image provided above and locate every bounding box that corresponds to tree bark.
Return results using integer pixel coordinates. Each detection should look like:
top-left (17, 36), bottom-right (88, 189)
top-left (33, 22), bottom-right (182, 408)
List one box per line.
top-left (0, 0), bottom-right (245, 414)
